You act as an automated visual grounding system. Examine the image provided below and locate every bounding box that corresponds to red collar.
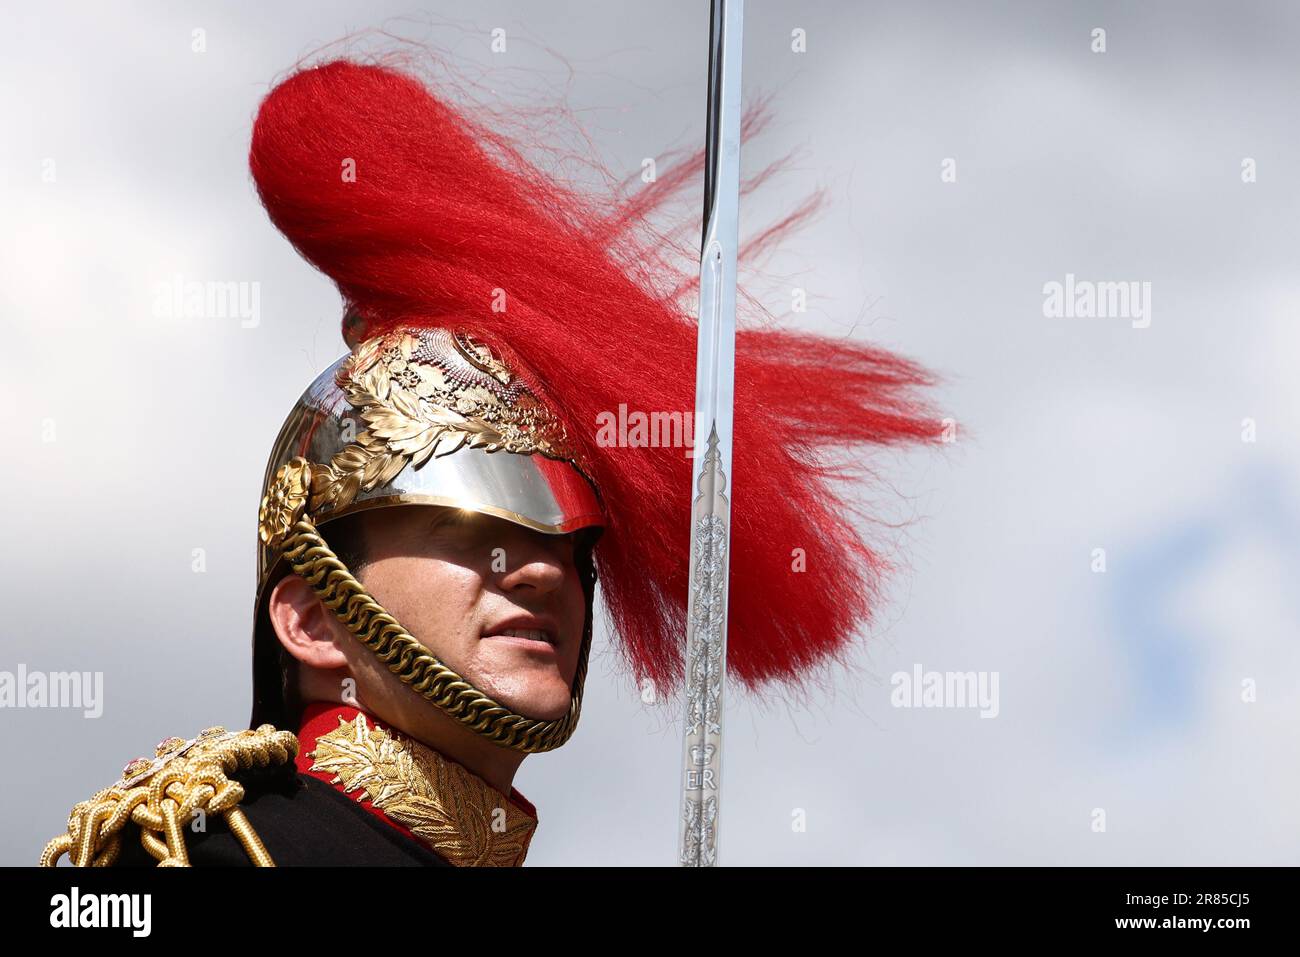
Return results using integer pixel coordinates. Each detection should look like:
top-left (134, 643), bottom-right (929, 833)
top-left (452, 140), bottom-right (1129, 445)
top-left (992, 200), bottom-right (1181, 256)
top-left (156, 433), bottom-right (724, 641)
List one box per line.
top-left (295, 702), bottom-right (539, 851)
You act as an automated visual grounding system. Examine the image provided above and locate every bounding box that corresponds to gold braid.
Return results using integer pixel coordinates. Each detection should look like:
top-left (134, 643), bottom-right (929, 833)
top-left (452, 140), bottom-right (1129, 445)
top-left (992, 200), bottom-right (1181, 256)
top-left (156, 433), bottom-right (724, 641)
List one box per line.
top-left (280, 517), bottom-right (591, 754)
top-left (40, 725), bottom-right (298, 867)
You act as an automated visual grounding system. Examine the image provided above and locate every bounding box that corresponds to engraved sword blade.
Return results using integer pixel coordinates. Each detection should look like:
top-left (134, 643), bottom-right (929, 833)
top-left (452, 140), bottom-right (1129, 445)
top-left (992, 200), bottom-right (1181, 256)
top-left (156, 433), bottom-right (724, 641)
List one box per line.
top-left (678, 0), bottom-right (744, 869)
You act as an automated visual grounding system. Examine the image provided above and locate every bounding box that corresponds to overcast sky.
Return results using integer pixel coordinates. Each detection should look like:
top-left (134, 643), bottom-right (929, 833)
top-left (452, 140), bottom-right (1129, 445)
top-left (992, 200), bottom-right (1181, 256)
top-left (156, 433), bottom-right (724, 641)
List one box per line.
top-left (4, 0), bottom-right (1298, 865)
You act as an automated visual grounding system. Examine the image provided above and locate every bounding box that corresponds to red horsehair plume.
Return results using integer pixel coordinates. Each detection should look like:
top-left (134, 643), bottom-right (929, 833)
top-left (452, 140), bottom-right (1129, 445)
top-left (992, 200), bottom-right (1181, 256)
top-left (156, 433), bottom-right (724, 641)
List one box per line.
top-left (249, 59), bottom-right (942, 698)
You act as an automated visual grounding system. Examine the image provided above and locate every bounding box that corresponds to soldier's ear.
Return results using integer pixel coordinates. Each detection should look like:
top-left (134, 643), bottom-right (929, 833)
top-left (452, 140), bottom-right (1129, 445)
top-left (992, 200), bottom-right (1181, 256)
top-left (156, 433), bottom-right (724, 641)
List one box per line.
top-left (267, 574), bottom-right (351, 670)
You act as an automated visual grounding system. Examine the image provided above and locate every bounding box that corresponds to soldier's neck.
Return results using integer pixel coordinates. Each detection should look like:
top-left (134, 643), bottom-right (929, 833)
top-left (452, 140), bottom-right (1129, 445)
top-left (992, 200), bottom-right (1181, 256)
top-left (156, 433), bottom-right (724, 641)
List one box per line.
top-left (386, 705), bottom-right (527, 796)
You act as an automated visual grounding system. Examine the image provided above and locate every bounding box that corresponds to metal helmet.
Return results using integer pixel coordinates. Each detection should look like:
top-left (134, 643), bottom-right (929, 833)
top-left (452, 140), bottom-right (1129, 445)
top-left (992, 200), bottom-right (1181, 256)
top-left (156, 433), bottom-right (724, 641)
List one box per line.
top-left (250, 325), bottom-right (605, 753)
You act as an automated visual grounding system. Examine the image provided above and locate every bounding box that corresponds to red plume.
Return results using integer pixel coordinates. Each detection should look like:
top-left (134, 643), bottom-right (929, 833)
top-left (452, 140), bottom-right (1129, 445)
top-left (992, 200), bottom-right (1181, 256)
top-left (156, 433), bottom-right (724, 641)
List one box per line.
top-left (249, 59), bottom-right (942, 696)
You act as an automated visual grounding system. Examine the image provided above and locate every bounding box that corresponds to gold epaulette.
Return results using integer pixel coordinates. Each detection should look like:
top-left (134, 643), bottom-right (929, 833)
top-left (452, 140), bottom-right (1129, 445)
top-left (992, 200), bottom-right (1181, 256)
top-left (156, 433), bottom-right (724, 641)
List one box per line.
top-left (40, 724), bottom-right (299, 867)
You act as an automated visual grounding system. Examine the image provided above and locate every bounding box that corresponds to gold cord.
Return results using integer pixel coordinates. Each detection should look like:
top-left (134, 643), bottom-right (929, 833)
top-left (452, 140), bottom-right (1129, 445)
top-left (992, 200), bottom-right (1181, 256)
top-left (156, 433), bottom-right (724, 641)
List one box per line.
top-left (40, 724), bottom-right (298, 868)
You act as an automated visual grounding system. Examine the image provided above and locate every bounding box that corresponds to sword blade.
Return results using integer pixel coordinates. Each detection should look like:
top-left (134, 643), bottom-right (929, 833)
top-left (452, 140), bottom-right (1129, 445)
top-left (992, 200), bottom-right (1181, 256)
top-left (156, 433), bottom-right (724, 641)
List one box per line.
top-left (678, 0), bottom-right (744, 869)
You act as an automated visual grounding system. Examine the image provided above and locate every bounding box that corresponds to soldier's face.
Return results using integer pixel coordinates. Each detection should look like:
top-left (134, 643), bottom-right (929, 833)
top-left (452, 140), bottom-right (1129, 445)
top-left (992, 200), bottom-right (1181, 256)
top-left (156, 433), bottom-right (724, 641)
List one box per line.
top-left (350, 506), bottom-right (588, 723)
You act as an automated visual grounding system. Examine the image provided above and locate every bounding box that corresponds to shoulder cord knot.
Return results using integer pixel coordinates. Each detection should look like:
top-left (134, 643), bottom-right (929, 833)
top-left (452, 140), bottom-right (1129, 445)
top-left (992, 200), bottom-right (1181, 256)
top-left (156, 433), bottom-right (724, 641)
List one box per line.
top-left (40, 724), bottom-right (299, 867)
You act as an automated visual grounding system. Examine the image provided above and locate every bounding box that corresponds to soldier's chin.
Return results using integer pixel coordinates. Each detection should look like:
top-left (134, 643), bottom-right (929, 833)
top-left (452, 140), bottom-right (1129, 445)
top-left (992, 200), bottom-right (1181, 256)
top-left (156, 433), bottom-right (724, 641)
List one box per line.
top-left (474, 640), bottom-right (574, 722)
top-left (515, 688), bottom-right (573, 723)
top-left (484, 677), bottom-right (572, 724)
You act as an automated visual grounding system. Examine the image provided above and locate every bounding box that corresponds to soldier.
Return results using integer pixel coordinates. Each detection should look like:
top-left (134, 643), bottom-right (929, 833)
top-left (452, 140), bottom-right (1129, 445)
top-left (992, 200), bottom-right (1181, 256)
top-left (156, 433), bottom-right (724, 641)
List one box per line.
top-left (41, 57), bottom-right (940, 867)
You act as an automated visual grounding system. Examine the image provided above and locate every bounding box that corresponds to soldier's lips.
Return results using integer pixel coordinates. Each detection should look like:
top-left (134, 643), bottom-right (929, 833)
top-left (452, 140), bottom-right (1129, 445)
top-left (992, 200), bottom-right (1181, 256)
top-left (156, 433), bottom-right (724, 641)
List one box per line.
top-left (481, 617), bottom-right (560, 653)
top-left (482, 633), bottom-right (560, 656)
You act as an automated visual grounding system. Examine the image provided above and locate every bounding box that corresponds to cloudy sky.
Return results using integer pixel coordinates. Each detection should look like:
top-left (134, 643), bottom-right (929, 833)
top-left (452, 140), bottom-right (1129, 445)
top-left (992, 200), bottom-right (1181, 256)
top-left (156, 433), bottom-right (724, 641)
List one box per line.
top-left (4, 0), bottom-right (1298, 865)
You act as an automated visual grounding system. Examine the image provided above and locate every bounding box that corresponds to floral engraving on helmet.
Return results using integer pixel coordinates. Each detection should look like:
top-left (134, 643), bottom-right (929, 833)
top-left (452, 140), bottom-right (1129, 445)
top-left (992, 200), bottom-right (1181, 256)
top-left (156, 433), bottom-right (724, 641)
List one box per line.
top-left (258, 457), bottom-right (313, 549)
top-left (306, 328), bottom-right (585, 517)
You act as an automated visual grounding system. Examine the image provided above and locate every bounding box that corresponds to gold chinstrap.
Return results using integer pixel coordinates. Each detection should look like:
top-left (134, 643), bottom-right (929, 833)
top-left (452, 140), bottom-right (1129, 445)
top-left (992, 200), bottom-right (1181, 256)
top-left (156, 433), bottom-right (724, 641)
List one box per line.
top-left (40, 725), bottom-right (298, 867)
top-left (280, 517), bottom-right (590, 754)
